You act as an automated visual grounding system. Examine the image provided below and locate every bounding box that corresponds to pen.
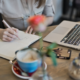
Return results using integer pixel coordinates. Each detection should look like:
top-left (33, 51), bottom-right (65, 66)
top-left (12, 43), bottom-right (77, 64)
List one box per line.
top-left (3, 20), bottom-right (11, 28)
top-left (2, 20), bottom-right (20, 39)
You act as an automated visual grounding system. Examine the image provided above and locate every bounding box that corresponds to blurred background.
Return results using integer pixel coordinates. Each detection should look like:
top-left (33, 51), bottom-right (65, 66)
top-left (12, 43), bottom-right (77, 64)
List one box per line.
top-left (1, 0), bottom-right (80, 27)
top-left (51, 0), bottom-right (80, 25)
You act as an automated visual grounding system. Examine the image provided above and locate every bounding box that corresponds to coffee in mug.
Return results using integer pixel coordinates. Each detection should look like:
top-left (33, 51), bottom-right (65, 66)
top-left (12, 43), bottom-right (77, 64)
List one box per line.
top-left (22, 50), bottom-right (37, 62)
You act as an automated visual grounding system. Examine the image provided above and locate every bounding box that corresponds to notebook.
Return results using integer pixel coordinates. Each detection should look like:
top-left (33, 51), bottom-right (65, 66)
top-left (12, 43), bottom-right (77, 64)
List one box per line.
top-left (0, 31), bottom-right (40, 60)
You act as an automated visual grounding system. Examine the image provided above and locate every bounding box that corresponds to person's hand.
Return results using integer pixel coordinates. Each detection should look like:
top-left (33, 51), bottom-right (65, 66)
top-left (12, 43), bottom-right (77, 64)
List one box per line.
top-left (1, 27), bottom-right (18, 42)
top-left (27, 15), bottom-right (47, 33)
top-left (26, 26), bottom-right (36, 34)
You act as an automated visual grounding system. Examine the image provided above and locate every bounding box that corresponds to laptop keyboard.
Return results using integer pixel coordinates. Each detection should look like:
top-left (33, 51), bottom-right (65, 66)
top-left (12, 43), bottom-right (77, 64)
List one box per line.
top-left (61, 24), bottom-right (80, 46)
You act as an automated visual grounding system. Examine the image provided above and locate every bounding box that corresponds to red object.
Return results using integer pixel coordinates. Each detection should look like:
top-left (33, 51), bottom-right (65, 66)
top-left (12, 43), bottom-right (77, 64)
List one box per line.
top-left (28, 15), bottom-right (46, 29)
top-left (13, 62), bottom-right (36, 77)
top-left (13, 61), bottom-right (45, 77)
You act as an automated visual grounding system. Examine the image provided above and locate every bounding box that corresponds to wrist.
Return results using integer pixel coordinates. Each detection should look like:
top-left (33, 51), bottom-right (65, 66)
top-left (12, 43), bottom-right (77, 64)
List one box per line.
top-left (45, 17), bottom-right (54, 26)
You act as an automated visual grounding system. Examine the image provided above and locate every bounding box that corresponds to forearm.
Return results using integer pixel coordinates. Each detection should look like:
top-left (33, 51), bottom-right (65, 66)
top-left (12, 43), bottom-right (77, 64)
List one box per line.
top-left (45, 17), bottom-right (54, 26)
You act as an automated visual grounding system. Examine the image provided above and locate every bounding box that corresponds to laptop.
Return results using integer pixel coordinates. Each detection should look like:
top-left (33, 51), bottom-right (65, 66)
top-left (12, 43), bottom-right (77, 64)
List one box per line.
top-left (43, 20), bottom-right (80, 50)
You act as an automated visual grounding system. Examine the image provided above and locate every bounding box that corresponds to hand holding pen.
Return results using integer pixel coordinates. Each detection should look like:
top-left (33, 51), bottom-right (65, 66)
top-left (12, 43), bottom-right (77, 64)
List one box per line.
top-left (1, 20), bottom-right (19, 42)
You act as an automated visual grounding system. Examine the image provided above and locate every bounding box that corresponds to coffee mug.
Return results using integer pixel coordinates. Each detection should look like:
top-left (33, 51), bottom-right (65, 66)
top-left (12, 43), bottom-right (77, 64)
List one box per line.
top-left (15, 48), bottom-right (41, 73)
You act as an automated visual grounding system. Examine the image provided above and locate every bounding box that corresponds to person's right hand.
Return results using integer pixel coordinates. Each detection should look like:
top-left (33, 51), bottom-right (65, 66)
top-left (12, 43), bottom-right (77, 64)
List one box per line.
top-left (1, 28), bottom-right (18, 42)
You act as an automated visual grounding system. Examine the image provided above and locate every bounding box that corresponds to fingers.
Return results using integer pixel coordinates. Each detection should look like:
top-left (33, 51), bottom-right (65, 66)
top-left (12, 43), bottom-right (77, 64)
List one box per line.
top-left (29, 28), bottom-right (33, 34)
top-left (26, 26), bottom-right (36, 34)
top-left (4, 31), bottom-right (17, 39)
top-left (7, 28), bottom-right (18, 37)
top-left (12, 27), bottom-right (18, 33)
top-left (2, 28), bottom-right (18, 42)
top-left (2, 35), bottom-right (13, 42)
top-left (26, 26), bottom-right (31, 33)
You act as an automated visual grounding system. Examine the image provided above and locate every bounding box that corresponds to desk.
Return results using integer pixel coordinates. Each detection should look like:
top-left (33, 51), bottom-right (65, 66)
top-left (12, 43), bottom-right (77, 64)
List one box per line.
top-left (0, 25), bottom-right (80, 80)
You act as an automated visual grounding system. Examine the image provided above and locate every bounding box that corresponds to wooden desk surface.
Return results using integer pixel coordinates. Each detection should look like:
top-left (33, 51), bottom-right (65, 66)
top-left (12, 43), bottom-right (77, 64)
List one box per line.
top-left (0, 25), bottom-right (80, 80)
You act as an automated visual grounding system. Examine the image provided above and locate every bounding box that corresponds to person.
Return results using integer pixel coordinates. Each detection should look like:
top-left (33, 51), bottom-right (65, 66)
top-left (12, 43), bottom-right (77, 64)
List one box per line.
top-left (0, 0), bottom-right (55, 42)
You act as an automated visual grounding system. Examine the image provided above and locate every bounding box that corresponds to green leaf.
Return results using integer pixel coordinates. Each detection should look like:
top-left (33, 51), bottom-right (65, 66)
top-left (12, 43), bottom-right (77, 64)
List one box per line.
top-left (37, 50), bottom-right (43, 57)
top-left (46, 43), bottom-right (57, 56)
top-left (47, 43), bottom-right (57, 50)
top-left (50, 51), bottom-right (57, 66)
top-left (46, 49), bottom-right (52, 56)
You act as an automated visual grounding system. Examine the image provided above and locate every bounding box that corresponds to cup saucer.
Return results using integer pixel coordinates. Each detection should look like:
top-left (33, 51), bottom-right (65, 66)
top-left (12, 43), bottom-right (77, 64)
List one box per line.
top-left (12, 61), bottom-right (47, 79)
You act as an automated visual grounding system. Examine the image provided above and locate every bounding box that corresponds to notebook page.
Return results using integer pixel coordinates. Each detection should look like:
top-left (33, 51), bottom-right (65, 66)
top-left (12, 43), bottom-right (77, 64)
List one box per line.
top-left (0, 31), bottom-right (40, 60)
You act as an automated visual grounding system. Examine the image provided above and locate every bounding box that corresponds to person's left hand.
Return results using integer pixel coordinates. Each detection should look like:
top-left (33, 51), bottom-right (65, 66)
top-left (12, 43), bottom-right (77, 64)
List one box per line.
top-left (27, 15), bottom-right (47, 33)
top-left (25, 26), bottom-right (36, 34)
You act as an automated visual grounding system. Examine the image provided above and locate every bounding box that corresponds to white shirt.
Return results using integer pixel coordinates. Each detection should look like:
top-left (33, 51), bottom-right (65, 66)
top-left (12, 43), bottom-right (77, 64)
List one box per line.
top-left (0, 0), bottom-right (55, 30)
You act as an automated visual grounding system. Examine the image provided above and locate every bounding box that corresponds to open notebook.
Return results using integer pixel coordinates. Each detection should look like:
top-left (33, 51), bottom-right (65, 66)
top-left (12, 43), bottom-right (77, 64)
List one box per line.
top-left (0, 31), bottom-right (40, 60)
